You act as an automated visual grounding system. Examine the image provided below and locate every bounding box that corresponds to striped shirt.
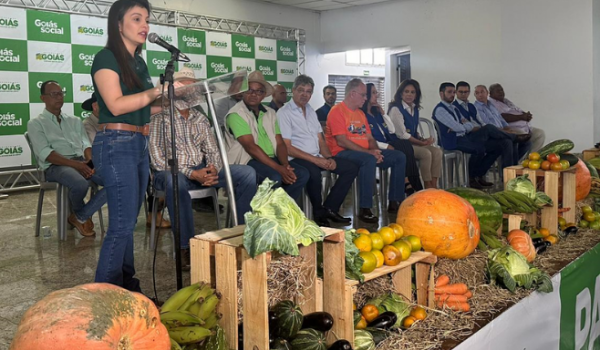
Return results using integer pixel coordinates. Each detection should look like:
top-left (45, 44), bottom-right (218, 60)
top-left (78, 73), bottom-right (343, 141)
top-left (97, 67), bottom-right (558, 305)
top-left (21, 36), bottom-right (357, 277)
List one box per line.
top-left (474, 100), bottom-right (509, 129)
top-left (149, 108), bottom-right (223, 179)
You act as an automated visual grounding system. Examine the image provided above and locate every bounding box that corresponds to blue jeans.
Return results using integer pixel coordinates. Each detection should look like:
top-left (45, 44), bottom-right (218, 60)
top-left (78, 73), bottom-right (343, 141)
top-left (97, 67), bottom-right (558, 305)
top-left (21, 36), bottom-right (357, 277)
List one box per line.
top-left (456, 126), bottom-right (506, 178)
top-left (45, 157), bottom-right (106, 222)
top-left (336, 149), bottom-right (407, 208)
top-left (92, 130), bottom-right (149, 292)
top-left (247, 158), bottom-right (309, 200)
top-left (154, 164), bottom-right (257, 249)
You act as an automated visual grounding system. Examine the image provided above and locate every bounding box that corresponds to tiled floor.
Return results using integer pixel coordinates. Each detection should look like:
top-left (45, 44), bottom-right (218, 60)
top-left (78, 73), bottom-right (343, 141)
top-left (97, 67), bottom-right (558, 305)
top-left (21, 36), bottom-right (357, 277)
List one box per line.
top-left (0, 187), bottom-right (395, 348)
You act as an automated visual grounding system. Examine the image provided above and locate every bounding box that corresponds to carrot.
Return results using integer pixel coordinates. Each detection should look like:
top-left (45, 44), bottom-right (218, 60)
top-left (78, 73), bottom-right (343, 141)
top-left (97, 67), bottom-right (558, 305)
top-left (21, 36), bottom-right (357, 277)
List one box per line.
top-left (436, 301), bottom-right (470, 312)
top-left (434, 294), bottom-right (468, 303)
top-left (463, 290), bottom-right (473, 299)
top-left (435, 275), bottom-right (450, 288)
top-left (558, 207), bottom-right (571, 213)
top-left (434, 283), bottom-right (469, 295)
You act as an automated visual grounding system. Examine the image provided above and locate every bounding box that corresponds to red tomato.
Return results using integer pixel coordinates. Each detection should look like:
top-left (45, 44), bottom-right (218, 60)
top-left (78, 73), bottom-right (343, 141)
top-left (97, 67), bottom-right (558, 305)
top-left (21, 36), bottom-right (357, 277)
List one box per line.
top-left (541, 160), bottom-right (551, 170)
top-left (547, 153), bottom-right (560, 163)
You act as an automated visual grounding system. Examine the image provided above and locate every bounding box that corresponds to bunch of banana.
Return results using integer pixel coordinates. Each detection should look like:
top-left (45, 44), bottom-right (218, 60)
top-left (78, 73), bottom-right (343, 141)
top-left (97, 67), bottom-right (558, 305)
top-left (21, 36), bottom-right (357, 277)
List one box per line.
top-left (590, 178), bottom-right (600, 196)
top-left (160, 282), bottom-right (223, 349)
top-left (492, 191), bottom-right (541, 214)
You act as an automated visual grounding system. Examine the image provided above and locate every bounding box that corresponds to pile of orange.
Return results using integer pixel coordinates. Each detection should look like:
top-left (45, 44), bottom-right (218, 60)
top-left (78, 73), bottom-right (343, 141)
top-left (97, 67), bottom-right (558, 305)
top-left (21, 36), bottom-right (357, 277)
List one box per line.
top-left (522, 152), bottom-right (570, 171)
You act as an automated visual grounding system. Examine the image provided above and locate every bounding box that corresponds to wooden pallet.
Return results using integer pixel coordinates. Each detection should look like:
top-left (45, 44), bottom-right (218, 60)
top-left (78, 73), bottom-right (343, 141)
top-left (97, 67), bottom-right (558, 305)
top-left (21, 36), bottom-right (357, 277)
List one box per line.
top-left (503, 213), bottom-right (526, 232)
top-left (503, 165), bottom-right (576, 234)
top-left (583, 148), bottom-right (600, 161)
top-left (189, 225), bottom-right (345, 350)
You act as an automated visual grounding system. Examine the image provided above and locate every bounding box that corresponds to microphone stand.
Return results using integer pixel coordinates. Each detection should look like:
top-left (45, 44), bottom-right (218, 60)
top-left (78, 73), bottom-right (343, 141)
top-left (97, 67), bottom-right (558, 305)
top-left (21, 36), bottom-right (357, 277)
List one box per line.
top-left (160, 52), bottom-right (183, 290)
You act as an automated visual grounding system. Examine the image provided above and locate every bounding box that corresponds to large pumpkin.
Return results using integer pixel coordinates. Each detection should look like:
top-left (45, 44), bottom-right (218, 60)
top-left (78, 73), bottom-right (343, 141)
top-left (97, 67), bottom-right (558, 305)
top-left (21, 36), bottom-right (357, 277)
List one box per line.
top-left (396, 189), bottom-right (480, 259)
top-left (575, 160), bottom-right (592, 201)
top-left (10, 283), bottom-right (170, 350)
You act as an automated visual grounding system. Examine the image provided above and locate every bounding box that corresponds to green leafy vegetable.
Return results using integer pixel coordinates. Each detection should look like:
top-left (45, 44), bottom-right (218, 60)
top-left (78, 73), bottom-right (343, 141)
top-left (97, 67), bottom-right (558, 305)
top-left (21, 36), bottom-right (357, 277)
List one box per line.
top-left (534, 191), bottom-right (553, 207)
top-left (366, 293), bottom-right (410, 328)
top-left (487, 246), bottom-right (553, 293)
top-left (243, 179), bottom-right (324, 258)
top-left (344, 229), bottom-right (365, 282)
top-left (507, 174), bottom-right (536, 199)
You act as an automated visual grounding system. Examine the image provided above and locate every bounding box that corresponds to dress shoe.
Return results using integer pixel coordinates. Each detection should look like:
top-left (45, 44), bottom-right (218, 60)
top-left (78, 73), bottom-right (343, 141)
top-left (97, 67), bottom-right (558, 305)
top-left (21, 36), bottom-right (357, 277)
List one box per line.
top-left (387, 201), bottom-right (400, 214)
top-left (181, 248), bottom-right (191, 272)
top-left (325, 208), bottom-right (351, 223)
top-left (358, 208), bottom-right (378, 224)
top-left (515, 133), bottom-right (532, 143)
top-left (469, 178), bottom-right (484, 190)
top-left (146, 212), bottom-right (171, 228)
top-left (476, 177), bottom-right (494, 187)
top-left (83, 218), bottom-right (94, 232)
top-left (68, 213), bottom-right (95, 237)
top-left (314, 216), bottom-right (330, 227)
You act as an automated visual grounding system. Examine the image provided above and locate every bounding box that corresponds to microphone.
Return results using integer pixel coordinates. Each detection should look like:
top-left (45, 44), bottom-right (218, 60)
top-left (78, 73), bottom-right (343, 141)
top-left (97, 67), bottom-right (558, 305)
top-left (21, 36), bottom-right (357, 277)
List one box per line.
top-left (148, 33), bottom-right (190, 62)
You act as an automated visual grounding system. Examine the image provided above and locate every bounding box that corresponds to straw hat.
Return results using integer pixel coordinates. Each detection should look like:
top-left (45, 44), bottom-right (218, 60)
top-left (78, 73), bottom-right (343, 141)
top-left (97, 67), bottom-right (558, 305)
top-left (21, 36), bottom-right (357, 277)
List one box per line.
top-left (173, 67), bottom-right (200, 82)
top-left (248, 70), bottom-right (274, 96)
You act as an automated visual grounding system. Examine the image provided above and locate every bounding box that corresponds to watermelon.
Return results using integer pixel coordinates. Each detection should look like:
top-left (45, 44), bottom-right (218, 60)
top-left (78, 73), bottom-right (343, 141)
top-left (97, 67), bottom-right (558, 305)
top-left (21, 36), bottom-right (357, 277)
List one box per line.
top-left (538, 139), bottom-right (574, 159)
top-left (354, 330), bottom-right (376, 350)
top-left (446, 187), bottom-right (503, 231)
top-left (584, 160), bottom-right (599, 178)
top-left (271, 338), bottom-right (293, 350)
top-left (272, 300), bottom-right (303, 340)
top-left (290, 329), bottom-right (327, 350)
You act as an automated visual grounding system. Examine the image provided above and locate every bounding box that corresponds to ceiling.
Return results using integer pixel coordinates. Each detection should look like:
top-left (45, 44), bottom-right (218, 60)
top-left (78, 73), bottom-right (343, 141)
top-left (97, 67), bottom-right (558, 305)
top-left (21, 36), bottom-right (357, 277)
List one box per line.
top-left (255, 0), bottom-right (395, 12)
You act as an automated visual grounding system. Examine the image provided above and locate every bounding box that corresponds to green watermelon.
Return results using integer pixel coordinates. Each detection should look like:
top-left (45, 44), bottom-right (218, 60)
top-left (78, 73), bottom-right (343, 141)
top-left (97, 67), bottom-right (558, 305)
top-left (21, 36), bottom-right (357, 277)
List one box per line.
top-left (446, 187), bottom-right (503, 231)
top-left (584, 160), bottom-right (599, 178)
top-left (290, 329), bottom-right (327, 350)
top-left (354, 330), bottom-right (376, 350)
top-left (272, 300), bottom-right (303, 340)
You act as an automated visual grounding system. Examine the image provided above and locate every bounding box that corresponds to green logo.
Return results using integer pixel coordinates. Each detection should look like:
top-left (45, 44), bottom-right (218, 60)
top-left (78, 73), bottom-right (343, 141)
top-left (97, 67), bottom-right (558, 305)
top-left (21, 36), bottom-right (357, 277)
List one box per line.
top-left (0, 146), bottom-right (23, 157)
top-left (232, 35), bottom-right (254, 58)
top-left (235, 65), bottom-right (252, 72)
top-left (277, 40), bottom-right (297, 62)
top-left (0, 104), bottom-right (29, 135)
top-left (35, 52), bottom-right (65, 63)
top-left (0, 17), bottom-right (19, 28)
top-left (256, 59), bottom-right (277, 79)
top-left (280, 68), bottom-right (295, 75)
top-left (258, 45), bottom-right (273, 54)
top-left (0, 82), bottom-right (21, 92)
top-left (74, 104), bottom-right (92, 120)
top-left (206, 56), bottom-right (232, 78)
top-left (28, 72), bottom-right (73, 102)
top-left (27, 10), bottom-right (70, 43)
top-left (77, 26), bottom-right (104, 36)
top-left (279, 82), bottom-right (293, 100)
top-left (72, 45), bottom-right (101, 74)
top-left (79, 84), bottom-right (94, 92)
top-left (0, 39), bottom-right (27, 71)
top-left (183, 62), bottom-right (203, 70)
top-left (146, 51), bottom-right (172, 77)
top-left (178, 29), bottom-right (205, 55)
top-left (210, 41), bottom-right (228, 48)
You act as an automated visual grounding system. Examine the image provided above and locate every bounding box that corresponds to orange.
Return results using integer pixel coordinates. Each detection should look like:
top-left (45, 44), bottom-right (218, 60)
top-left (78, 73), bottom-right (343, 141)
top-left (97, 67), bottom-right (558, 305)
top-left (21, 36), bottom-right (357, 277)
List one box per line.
top-left (355, 315), bottom-right (367, 329)
top-left (359, 252), bottom-right (377, 273)
top-left (529, 152), bottom-right (541, 161)
top-left (356, 228), bottom-right (370, 235)
top-left (370, 233), bottom-right (384, 251)
top-left (372, 250), bottom-right (384, 268)
top-left (354, 235), bottom-right (372, 252)
top-left (541, 160), bottom-right (551, 170)
top-left (410, 306), bottom-right (427, 321)
top-left (402, 316), bottom-right (417, 328)
top-left (544, 234), bottom-right (559, 245)
top-left (382, 245), bottom-right (402, 266)
top-left (361, 304), bottom-right (380, 323)
top-left (393, 240), bottom-right (412, 261)
top-left (404, 235), bottom-right (422, 252)
top-left (550, 162), bottom-right (563, 171)
top-left (538, 228), bottom-right (550, 238)
top-left (522, 159), bottom-right (530, 168)
top-left (388, 223), bottom-right (404, 240)
top-left (528, 160), bottom-right (541, 170)
top-left (379, 227), bottom-right (396, 245)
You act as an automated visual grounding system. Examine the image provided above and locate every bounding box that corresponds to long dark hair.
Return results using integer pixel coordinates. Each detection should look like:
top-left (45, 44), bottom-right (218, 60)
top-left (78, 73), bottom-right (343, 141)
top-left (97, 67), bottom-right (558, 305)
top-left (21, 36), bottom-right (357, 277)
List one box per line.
top-left (106, 0), bottom-right (151, 90)
top-left (390, 79), bottom-right (422, 111)
top-left (361, 83), bottom-right (379, 116)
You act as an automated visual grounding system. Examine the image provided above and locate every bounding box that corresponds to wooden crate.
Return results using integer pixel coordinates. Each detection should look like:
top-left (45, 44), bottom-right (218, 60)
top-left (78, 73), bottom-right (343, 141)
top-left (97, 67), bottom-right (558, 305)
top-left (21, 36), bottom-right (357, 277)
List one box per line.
top-left (503, 213), bottom-right (526, 232)
top-left (583, 148), bottom-right (600, 161)
top-left (503, 166), bottom-right (576, 234)
top-left (322, 250), bottom-right (437, 347)
top-left (189, 225), bottom-right (345, 350)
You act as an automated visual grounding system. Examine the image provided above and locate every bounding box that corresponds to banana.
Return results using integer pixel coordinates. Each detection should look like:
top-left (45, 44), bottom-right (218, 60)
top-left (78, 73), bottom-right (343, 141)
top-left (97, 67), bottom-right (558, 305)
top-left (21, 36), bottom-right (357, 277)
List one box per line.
top-left (186, 301), bottom-right (201, 315)
top-left (502, 192), bottom-right (534, 213)
top-left (198, 294), bottom-right (220, 320)
top-left (509, 191), bottom-right (537, 208)
top-left (160, 310), bottom-right (205, 328)
top-left (492, 193), bottom-right (513, 209)
top-left (168, 326), bottom-right (213, 344)
top-left (161, 283), bottom-right (202, 313)
top-left (179, 289), bottom-right (203, 311)
top-left (203, 312), bottom-right (221, 330)
top-left (170, 337), bottom-right (182, 350)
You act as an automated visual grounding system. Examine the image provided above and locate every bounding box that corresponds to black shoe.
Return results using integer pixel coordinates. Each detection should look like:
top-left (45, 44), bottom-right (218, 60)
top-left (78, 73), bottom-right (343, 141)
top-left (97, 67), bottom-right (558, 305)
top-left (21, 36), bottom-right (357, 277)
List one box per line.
top-left (469, 179), bottom-right (484, 189)
top-left (477, 177), bottom-right (494, 187)
top-left (314, 216), bottom-right (330, 227)
top-left (181, 248), bottom-right (190, 272)
top-left (358, 208), bottom-right (378, 224)
top-left (192, 199), bottom-right (224, 213)
top-left (405, 183), bottom-right (415, 196)
top-left (325, 208), bottom-right (351, 223)
top-left (387, 201), bottom-right (400, 214)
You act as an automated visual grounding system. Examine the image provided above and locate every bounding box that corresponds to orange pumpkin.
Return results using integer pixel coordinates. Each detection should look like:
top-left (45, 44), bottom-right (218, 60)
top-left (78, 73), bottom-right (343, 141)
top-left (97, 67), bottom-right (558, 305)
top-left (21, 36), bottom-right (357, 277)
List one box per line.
top-left (396, 189), bottom-right (480, 259)
top-left (575, 160), bottom-right (591, 201)
top-left (10, 283), bottom-right (170, 350)
top-left (507, 229), bottom-right (536, 262)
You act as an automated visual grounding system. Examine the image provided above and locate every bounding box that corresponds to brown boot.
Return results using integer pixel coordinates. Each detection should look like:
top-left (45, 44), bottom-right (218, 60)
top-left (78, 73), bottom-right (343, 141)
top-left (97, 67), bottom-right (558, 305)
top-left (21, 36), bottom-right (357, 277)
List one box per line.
top-left (68, 214), bottom-right (95, 237)
top-left (83, 218), bottom-right (94, 232)
top-left (146, 212), bottom-right (171, 228)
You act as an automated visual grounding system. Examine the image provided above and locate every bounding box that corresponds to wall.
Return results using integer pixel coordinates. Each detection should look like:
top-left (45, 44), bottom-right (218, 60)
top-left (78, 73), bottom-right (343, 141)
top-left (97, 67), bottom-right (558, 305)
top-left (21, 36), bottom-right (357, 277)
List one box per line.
top-left (320, 0), bottom-right (594, 151)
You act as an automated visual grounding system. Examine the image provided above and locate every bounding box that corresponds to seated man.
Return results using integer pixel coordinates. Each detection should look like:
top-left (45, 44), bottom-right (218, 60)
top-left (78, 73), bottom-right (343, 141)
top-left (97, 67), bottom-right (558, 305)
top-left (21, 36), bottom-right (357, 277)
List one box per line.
top-left (27, 80), bottom-right (106, 237)
top-left (149, 68), bottom-right (257, 270)
top-left (225, 71), bottom-right (309, 200)
top-left (453, 81), bottom-right (527, 167)
top-left (325, 78), bottom-right (407, 223)
top-left (433, 82), bottom-right (511, 189)
top-left (488, 83), bottom-right (545, 152)
top-left (473, 85), bottom-right (532, 162)
top-left (81, 93), bottom-right (101, 143)
top-left (278, 74), bottom-right (358, 227)
top-left (316, 85), bottom-right (337, 124)
top-left (269, 84), bottom-right (287, 111)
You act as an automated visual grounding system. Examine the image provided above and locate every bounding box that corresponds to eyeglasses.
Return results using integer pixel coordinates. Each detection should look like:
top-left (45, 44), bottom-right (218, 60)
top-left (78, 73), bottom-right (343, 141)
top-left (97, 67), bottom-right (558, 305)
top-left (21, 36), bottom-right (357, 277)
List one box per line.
top-left (352, 91), bottom-right (367, 98)
top-left (44, 91), bottom-right (65, 98)
top-left (247, 89), bottom-right (266, 96)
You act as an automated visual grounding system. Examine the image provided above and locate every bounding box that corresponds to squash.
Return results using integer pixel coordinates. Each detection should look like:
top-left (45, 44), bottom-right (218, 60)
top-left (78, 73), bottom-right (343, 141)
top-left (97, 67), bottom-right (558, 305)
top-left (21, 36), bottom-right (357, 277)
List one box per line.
top-left (507, 229), bottom-right (536, 262)
top-left (584, 160), bottom-right (599, 179)
top-left (290, 329), bottom-right (327, 350)
top-left (446, 187), bottom-right (503, 231)
top-left (272, 300), bottom-right (303, 340)
top-left (10, 283), bottom-right (170, 350)
top-left (575, 160), bottom-right (592, 201)
top-left (353, 330), bottom-right (376, 350)
top-left (396, 189), bottom-right (480, 259)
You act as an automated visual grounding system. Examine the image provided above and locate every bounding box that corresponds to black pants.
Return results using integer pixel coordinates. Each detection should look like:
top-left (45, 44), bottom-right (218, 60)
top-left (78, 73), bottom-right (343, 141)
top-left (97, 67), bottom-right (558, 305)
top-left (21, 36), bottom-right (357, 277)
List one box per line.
top-left (290, 158), bottom-right (359, 218)
top-left (456, 125), bottom-right (511, 178)
top-left (387, 138), bottom-right (424, 191)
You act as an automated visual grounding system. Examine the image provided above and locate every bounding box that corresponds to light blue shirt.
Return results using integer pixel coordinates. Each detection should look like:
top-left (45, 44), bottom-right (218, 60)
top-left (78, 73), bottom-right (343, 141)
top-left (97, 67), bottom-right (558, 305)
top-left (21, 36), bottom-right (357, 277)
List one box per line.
top-left (277, 99), bottom-right (323, 159)
top-left (433, 101), bottom-right (474, 137)
top-left (474, 100), bottom-right (509, 129)
top-left (27, 109), bottom-right (91, 170)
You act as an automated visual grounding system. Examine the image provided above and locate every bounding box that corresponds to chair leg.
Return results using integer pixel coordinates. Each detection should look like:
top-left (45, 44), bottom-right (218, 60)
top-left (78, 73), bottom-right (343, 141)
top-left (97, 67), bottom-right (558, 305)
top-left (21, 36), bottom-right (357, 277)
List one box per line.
top-left (352, 179), bottom-right (359, 229)
top-left (98, 207), bottom-right (105, 234)
top-left (35, 188), bottom-right (45, 237)
top-left (150, 196), bottom-right (159, 251)
top-left (57, 185), bottom-right (69, 241)
top-left (463, 154), bottom-right (470, 187)
top-left (212, 194), bottom-right (221, 230)
top-left (302, 189), bottom-right (312, 220)
top-left (143, 193), bottom-right (149, 220)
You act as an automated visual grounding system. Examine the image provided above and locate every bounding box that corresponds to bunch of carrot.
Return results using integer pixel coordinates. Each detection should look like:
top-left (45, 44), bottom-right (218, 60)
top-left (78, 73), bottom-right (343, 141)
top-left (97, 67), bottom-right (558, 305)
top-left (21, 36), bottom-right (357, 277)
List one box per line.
top-left (433, 275), bottom-right (472, 312)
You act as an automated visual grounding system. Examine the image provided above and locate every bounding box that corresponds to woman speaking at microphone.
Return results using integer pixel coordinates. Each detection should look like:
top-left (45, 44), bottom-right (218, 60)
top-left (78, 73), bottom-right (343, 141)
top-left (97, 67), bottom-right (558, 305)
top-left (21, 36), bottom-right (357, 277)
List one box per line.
top-left (91, 0), bottom-right (165, 291)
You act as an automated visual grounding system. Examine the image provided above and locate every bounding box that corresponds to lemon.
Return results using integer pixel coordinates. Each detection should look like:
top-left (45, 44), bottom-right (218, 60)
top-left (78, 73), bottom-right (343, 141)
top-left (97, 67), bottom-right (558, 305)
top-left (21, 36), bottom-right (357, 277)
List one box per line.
top-left (392, 240), bottom-right (412, 261)
top-left (404, 235), bottom-right (422, 252)
top-left (354, 234), bottom-right (372, 252)
top-left (359, 251), bottom-right (377, 273)
top-left (379, 227), bottom-right (396, 245)
top-left (388, 223), bottom-right (404, 240)
top-left (370, 233), bottom-right (384, 251)
top-left (372, 250), bottom-right (384, 268)
top-left (356, 228), bottom-right (370, 235)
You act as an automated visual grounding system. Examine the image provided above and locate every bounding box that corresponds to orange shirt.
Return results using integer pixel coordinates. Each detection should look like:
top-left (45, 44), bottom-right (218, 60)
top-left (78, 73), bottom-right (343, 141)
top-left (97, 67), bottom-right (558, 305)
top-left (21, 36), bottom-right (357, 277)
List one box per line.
top-left (325, 102), bottom-right (372, 156)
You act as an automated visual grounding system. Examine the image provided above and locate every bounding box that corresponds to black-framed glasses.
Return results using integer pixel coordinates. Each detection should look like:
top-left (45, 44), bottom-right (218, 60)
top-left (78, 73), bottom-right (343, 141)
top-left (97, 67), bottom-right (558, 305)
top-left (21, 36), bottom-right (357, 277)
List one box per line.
top-left (246, 89), bottom-right (266, 96)
top-left (44, 91), bottom-right (65, 98)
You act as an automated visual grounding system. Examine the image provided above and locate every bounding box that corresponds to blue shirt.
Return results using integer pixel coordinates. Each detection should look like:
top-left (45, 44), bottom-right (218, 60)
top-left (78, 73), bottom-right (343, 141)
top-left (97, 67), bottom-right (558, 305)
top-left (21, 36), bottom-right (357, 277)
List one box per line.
top-left (433, 101), bottom-right (474, 137)
top-left (277, 99), bottom-right (323, 159)
top-left (474, 100), bottom-right (509, 129)
top-left (316, 104), bottom-right (332, 123)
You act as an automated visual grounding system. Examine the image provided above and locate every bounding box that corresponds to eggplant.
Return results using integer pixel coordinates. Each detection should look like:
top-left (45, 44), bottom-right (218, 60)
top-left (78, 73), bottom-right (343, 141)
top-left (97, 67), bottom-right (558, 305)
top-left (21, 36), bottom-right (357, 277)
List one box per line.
top-left (301, 312), bottom-right (334, 332)
top-left (328, 339), bottom-right (353, 350)
top-left (238, 323), bottom-right (244, 349)
top-left (532, 238), bottom-right (543, 244)
top-left (366, 311), bottom-right (397, 330)
top-left (534, 240), bottom-right (551, 254)
top-left (564, 226), bottom-right (578, 236)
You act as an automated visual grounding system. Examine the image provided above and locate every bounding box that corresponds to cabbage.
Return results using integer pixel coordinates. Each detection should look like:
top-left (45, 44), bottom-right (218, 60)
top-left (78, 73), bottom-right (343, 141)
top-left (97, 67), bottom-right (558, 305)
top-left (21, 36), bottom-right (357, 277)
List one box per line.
top-left (507, 174), bottom-right (536, 199)
top-left (243, 179), bottom-right (324, 258)
top-left (487, 246), bottom-right (553, 293)
top-left (534, 191), bottom-right (553, 207)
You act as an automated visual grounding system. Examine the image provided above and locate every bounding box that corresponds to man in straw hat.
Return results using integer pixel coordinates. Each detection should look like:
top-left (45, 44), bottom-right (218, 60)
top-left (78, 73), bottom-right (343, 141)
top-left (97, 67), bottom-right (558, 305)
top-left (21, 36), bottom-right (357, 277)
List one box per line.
top-left (225, 70), bottom-right (309, 200)
top-left (149, 67), bottom-right (257, 270)
top-left (81, 93), bottom-right (101, 143)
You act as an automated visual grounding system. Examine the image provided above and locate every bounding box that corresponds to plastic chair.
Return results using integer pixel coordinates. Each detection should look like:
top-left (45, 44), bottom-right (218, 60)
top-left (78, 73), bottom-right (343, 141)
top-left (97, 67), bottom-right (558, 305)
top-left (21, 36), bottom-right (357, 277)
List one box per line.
top-left (430, 120), bottom-right (467, 189)
top-left (24, 132), bottom-right (105, 240)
